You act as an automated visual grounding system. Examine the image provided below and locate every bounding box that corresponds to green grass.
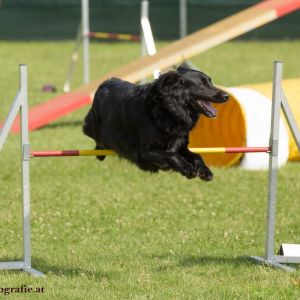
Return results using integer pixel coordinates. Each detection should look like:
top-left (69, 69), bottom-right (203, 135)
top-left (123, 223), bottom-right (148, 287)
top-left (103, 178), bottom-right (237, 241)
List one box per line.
top-left (1, 40), bottom-right (300, 299)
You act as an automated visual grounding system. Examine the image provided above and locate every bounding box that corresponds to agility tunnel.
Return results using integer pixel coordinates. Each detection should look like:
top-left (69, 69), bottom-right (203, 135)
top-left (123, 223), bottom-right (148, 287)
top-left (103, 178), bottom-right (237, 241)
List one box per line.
top-left (189, 78), bottom-right (300, 169)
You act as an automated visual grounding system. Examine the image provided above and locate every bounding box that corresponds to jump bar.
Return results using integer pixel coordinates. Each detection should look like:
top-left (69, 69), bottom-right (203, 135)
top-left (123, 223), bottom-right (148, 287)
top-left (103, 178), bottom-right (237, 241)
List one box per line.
top-left (30, 147), bottom-right (271, 157)
top-left (88, 32), bottom-right (140, 41)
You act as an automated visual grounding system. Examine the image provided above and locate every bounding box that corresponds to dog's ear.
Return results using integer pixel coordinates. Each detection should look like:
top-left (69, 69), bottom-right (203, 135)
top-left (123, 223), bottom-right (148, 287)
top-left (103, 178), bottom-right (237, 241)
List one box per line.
top-left (157, 71), bottom-right (183, 95)
top-left (177, 63), bottom-right (190, 74)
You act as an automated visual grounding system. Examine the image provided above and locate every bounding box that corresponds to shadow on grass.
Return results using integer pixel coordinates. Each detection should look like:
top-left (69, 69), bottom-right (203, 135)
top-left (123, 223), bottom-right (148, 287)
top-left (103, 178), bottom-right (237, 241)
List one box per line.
top-left (154, 254), bottom-right (254, 272)
top-left (178, 255), bottom-right (252, 268)
top-left (0, 256), bottom-right (118, 279)
top-left (29, 257), bottom-right (117, 279)
top-left (39, 120), bottom-right (83, 131)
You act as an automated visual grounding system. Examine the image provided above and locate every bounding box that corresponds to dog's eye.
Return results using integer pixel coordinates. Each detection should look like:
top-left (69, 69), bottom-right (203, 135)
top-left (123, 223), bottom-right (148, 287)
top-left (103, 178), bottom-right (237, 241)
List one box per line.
top-left (203, 77), bottom-right (212, 86)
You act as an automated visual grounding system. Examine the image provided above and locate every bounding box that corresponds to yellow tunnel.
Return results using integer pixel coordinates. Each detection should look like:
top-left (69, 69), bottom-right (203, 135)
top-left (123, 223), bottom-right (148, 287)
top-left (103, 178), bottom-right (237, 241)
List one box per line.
top-left (188, 78), bottom-right (300, 168)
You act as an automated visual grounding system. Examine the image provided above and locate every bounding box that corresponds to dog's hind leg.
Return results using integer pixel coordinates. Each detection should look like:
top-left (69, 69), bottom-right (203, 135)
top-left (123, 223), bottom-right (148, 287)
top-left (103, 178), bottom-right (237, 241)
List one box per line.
top-left (179, 148), bottom-right (213, 181)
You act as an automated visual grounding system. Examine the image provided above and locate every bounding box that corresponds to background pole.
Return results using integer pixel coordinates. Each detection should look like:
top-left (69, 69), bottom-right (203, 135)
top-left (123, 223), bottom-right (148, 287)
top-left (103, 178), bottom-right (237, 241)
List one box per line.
top-left (179, 0), bottom-right (187, 38)
top-left (82, 0), bottom-right (90, 84)
top-left (63, 21), bottom-right (83, 92)
top-left (140, 0), bottom-right (149, 58)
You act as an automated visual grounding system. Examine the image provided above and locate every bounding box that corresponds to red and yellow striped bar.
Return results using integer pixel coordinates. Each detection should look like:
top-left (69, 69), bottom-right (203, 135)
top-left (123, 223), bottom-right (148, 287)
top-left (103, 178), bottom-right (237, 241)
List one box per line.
top-left (88, 32), bottom-right (140, 41)
top-left (30, 147), bottom-right (270, 157)
top-left (30, 149), bottom-right (115, 157)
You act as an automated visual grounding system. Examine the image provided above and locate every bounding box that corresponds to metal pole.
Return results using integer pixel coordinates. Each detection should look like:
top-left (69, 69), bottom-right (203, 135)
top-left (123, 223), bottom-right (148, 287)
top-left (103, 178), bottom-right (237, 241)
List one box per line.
top-left (179, 0), bottom-right (187, 38)
top-left (265, 61), bottom-right (283, 261)
top-left (179, 0), bottom-right (198, 71)
top-left (63, 21), bottom-right (83, 92)
top-left (19, 65), bottom-right (31, 268)
top-left (82, 0), bottom-right (90, 84)
top-left (281, 91), bottom-right (300, 153)
top-left (19, 65), bottom-right (43, 276)
top-left (140, 0), bottom-right (148, 58)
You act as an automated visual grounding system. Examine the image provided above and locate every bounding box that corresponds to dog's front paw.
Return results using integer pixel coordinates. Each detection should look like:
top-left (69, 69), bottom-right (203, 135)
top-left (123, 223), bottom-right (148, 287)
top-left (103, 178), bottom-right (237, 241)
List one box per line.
top-left (182, 167), bottom-right (198, 179)
top-left (96, 155), bottom-right (106, 161)
top-left (95, 144), bottom-right (106, 161)
top-left (198, 166), bottom-right (213, 181)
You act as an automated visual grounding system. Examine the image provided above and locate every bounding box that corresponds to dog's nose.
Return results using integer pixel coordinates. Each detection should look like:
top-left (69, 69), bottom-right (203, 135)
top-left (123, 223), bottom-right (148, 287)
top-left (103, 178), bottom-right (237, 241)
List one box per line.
top-left (221, 93), bottom-right (229, 102)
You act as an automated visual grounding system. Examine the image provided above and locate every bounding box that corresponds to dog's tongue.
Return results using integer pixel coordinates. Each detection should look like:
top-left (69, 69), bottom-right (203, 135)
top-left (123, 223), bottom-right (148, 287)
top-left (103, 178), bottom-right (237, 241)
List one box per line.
top-left (201, 100), bottom-right (217, 117)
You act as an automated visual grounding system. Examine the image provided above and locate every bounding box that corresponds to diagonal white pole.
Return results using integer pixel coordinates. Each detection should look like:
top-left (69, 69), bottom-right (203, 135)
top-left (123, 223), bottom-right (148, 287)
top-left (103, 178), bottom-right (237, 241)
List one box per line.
top-left (281, 91), bottom-right (300, 153)
top-left (140, 0), bottom-right (159, 79)
top-left (140, 0), bottom-right (148, 59)
top-left (0, 91), bottom-right (21, 152)
top-left (265, 61), bottom-right (282, 261)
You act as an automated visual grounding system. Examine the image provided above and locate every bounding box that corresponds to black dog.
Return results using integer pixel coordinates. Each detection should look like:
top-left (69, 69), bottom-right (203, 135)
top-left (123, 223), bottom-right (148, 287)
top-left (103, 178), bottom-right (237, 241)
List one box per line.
top-left (83, 63), bottom-right (229, 180)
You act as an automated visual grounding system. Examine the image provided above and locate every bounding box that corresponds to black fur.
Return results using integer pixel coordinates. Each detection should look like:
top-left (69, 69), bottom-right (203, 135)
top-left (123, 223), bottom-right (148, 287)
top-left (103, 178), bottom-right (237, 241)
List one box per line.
top-left (83, 63), bottom-right (229, 180)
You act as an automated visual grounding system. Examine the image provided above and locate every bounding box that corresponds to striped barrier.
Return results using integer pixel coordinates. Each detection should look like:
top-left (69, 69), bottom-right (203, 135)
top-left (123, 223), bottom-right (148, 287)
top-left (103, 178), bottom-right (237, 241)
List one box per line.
top-left (30, 147), bottom-right (271, 158)
top-left (88, 32), bottom-right (140, 41)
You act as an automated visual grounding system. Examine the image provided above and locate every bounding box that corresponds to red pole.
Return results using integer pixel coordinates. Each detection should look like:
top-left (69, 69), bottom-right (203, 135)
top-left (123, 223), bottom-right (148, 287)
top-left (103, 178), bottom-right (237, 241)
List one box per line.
top-left (30, 150), bottom-right (80, 157)
top-left (225, 147), bottom-right (270, 153)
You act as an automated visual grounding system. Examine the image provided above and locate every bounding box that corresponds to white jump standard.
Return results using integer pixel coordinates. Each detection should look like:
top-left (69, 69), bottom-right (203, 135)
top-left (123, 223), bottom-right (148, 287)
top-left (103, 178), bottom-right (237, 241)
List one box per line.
top-left (0, 65), bottom-right (43, 276)
top-left (251, 61), bottom-right (300, 271)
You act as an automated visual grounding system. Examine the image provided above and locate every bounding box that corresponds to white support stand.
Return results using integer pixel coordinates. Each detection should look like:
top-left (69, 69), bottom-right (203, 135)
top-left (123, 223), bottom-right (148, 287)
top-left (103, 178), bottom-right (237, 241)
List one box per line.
top-left (82, 0), bottom-right (90, 85)
top-left (140, 0), bottom-right (148, 59)
top-left (65, 0), bottom-right (152, 90)
top-left (0, 65), bottom-right (43, 276)
top-left (140, 0), bottom-right (160, 79)
top-left (63, 0), bottom-right (90, 92)
top-left (178, 0), bottom-right (199, 72)
top-left (251, 61), bottom-right (300, 272)
top-left (63, 21), bottom-right (83, 93)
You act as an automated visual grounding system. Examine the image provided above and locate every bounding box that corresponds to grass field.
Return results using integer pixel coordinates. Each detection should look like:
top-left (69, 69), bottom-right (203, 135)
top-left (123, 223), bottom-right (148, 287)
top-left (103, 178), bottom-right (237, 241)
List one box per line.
top-left (1, 40), bottom-right (300, 299)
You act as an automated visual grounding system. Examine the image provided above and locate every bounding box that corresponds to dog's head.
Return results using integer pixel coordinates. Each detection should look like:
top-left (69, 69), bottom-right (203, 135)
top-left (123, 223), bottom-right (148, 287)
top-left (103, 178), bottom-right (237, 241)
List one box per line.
top-left (155, 63), bottom-right (229, 119)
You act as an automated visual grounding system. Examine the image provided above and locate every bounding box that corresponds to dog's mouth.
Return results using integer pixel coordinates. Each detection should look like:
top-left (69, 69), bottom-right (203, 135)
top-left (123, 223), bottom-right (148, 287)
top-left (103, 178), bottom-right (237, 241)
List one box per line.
top-left (197, 99), bottom-right (217, 118)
